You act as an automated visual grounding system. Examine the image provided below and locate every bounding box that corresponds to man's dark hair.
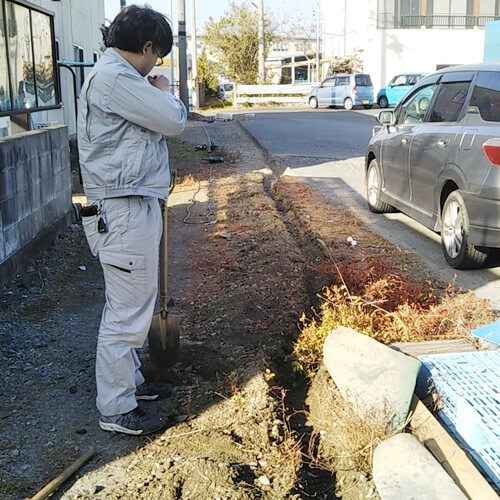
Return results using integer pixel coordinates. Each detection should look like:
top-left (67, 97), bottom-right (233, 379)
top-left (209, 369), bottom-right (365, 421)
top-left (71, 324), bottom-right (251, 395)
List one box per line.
top-left (106, 5), bottom-right (173, 57)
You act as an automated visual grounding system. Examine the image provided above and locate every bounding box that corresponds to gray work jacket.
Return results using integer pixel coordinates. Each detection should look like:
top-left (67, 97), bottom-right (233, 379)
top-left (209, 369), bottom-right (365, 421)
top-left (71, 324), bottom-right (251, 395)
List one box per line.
top-left (77, 48), bottom-right (187, 200)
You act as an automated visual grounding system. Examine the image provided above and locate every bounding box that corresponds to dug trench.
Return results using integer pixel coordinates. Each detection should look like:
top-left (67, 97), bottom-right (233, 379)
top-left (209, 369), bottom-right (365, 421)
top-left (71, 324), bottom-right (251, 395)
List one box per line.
top-left (0, 120), bottom-right (489, 499)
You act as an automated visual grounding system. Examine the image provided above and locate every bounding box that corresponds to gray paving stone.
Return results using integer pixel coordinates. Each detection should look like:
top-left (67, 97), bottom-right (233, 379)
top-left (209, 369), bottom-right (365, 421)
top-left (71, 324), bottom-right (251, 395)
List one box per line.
top-left (373, 433), bottom-right (467, 499)
top-left (323, 326), bottom-right (421, 429)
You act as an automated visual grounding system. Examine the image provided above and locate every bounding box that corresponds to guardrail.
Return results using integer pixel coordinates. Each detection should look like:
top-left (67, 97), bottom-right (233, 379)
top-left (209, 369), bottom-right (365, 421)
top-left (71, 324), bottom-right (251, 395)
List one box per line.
top-left (235, 84), bottom-right (314, 105)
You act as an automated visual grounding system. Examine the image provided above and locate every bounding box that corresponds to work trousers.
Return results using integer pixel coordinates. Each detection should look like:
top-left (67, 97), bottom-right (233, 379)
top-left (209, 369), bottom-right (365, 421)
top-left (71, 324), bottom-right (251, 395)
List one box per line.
top-left (82, 196), bottom-right (162, 416)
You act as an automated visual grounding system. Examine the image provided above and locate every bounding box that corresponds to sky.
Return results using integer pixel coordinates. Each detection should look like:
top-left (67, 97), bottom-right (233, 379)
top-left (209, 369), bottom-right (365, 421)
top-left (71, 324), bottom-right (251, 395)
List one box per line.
top-left (103, 0), bottom-right (314, 33)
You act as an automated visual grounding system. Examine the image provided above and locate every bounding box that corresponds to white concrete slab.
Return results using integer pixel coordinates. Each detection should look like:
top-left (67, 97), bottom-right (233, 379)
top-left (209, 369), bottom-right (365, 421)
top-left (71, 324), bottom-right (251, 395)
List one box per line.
top-left (323, 326), bottom-right (421, 429)
top-left (373, 433), bottom-right (468, 500)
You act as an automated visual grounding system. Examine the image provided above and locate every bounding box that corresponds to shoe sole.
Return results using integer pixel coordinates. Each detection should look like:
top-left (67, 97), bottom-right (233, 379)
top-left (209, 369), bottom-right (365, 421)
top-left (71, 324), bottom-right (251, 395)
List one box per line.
top-left (99, 420), bottom-right (144, 435)
top-left (136, 394), bottom-right (160, 401)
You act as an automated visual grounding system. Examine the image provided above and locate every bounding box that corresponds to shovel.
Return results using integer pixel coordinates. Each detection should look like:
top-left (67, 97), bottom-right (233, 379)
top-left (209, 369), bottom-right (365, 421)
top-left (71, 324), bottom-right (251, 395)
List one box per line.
top-left (148, 201), bottom-right (179, 366)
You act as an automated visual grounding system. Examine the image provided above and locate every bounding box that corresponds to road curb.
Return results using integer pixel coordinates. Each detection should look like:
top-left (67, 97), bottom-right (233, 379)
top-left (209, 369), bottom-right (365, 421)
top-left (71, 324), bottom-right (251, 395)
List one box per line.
top-left (235, 119), bottom-right (286, 177)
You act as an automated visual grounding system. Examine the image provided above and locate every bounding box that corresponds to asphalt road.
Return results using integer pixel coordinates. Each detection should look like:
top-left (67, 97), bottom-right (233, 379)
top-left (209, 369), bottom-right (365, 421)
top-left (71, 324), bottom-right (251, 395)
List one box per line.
top-left (238, 109), bottom-right (500, 312)
top-left (241, 109), bottom-right (376, 166)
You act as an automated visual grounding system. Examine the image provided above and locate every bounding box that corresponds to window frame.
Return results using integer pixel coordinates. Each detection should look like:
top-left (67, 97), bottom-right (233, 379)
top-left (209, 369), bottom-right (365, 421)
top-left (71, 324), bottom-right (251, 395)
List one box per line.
top-left (0, 0), bottom-right (61, 117)
top-left (395, 82), bottom-right (439, 125)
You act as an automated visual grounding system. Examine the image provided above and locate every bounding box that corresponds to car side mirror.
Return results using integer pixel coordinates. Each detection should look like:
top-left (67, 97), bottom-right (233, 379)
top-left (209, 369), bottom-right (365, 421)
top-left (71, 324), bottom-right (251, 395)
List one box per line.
top-left (377, 110), bottom-right (394, 125)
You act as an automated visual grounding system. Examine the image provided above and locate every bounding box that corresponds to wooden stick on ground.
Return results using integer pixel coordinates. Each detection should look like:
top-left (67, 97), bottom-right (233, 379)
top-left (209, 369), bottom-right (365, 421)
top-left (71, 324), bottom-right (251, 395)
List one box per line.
top-left (31, 448), bottom-right (95, 500)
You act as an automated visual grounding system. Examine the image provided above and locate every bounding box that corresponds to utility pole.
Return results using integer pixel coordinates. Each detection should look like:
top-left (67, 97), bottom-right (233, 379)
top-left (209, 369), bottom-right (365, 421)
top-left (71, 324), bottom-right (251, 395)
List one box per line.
top-left (257, 0), bottom-right (265, 83)
top-left (191, 0), bottom-right (199, 110)
top-left (178, 0), bottom-right (188, 108)
top-left (315, 2), bottom-right (320, 83)
top-left (120, 0), bottom-right (125, 8)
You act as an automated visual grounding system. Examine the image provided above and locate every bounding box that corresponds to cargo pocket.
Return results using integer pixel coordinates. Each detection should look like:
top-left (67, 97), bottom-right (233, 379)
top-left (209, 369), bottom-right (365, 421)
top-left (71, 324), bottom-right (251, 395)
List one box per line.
top-left (99, 250), bottom-right (147, 309)
top-left (82, 216), bottom-right (99, 257)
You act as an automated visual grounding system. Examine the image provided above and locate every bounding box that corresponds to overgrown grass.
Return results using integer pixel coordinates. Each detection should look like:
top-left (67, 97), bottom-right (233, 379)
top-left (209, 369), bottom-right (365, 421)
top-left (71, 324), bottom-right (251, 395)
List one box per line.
top-left (294, 256), bottom-right (493, 376)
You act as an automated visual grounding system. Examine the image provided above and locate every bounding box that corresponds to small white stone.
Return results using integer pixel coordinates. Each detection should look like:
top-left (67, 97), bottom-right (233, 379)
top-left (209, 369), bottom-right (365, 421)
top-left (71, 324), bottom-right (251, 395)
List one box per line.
top-left (258, 475), bottom-right (271, 486)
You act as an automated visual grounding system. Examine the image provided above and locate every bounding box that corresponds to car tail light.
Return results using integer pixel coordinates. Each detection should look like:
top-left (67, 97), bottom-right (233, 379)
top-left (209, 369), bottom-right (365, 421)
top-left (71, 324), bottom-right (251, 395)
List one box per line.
top-left (352, 85), bottom-right (357, 94)
top-left (483, 139), bottom-right (500, 166)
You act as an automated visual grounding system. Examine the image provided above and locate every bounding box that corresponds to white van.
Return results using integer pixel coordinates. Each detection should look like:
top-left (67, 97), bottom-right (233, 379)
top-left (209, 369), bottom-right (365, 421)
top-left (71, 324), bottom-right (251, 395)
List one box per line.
top-left (218, 83), bottom-right (234, 101)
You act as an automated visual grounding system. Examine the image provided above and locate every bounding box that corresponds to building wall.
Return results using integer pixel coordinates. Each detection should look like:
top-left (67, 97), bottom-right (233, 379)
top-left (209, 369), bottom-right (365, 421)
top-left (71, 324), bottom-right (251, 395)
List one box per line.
top-left (0, 126), bottom-right (71, 282)
top-left (322, 0), bottom-right (485, 93)
top-left (26, 0), bottom-right (105, 135)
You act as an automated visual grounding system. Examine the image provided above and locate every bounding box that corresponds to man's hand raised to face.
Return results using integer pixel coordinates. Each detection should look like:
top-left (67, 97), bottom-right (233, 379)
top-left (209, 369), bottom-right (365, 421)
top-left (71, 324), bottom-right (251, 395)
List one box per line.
top-left (148, 74), bottom-right (170, 92)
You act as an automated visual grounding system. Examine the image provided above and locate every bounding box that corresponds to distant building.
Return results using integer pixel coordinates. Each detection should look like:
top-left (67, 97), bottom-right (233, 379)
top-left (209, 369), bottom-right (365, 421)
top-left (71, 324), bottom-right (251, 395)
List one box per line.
top-left (266, 38), bottom-right (319, 84)
top-left (0, 0), bottom-right (104, 137)
top-left (322, 0), bottom-right (498, 94)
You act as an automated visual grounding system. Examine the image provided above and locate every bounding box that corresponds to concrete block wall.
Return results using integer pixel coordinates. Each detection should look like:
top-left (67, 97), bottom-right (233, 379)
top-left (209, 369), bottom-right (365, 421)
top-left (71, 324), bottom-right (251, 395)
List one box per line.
top-left (0, 126), bottom-right (71, 277)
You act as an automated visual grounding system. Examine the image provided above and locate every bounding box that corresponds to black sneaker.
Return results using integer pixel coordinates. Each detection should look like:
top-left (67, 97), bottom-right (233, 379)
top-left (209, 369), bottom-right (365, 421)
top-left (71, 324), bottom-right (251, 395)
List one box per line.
top-left (99, 406), bottom-right (167, 435)
top-left (136, 381), bottom-right (172, 401)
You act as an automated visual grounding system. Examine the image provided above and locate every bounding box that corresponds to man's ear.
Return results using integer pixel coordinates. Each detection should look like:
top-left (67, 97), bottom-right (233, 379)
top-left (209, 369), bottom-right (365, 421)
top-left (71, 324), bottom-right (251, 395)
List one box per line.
top-left (143, 40), bottom-right (153, 55)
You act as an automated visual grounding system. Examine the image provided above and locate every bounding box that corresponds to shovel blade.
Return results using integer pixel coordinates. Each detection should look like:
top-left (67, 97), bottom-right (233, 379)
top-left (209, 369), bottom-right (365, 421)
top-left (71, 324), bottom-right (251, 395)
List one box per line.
top-left (148, 311), bottom-right (180, 367)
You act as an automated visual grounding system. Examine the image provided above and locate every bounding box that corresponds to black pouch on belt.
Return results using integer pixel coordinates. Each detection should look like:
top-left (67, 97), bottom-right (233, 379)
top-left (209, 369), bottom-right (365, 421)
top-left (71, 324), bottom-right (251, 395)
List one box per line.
top-left (80, 205), bottom-right (98, 217)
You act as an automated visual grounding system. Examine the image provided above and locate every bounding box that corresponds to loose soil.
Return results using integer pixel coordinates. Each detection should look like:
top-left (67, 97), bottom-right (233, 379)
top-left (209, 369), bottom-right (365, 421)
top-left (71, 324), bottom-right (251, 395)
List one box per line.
top-left (0, 119), bottom-right (479, 499)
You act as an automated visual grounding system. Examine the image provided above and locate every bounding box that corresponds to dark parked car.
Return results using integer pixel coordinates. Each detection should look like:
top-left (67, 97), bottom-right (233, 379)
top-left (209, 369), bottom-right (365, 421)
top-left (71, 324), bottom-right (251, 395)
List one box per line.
top-left (365, 63), bottom-right (500, 268)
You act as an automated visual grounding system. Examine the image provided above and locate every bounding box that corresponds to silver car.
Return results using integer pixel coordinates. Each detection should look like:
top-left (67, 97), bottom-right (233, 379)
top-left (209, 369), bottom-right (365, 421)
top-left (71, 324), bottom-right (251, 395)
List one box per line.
top-left (309, 74), bottom-right (374, 110)
top-left (365, 63), bottom-right (500, 269)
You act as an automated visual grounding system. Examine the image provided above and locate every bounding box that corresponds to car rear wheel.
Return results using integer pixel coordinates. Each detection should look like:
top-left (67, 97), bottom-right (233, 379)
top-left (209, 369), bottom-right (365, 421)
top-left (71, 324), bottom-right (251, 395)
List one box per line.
top-left (366, 159), bottom-right (396, 213)
top-left (378, 96), bottom-right (388, 108)
top-left (441, 191), bottom-right (487, 269)
top-left (344, 97), bottom-right (353, 110)
top-left (309, 97), bottom-right (318, 109)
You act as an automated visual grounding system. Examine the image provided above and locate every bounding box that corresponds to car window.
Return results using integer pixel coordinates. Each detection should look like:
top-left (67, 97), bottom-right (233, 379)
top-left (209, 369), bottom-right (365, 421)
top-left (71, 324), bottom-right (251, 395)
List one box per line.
top-left (396, 84), bottom-right (437, 125)
top-left (428, 81), bottom-right (470, 122)
top-left (470, 71), bottom-right (500, 122)
top-left (336, 76), bottom-right (350, 86)
top-left (355, 75), bottom-right (372, 86)
top-left (407, 75), bottom-right (421, 85)
top-left (393, 75), bottom-right (408, 86)
top-left (322, 78), bottom-right (336, 87)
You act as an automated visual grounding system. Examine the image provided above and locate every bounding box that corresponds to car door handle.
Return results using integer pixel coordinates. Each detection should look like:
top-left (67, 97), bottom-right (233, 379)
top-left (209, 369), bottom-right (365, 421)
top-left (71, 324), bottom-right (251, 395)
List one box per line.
top-left (401, 137), bottom-right (409, 145)
top-left (437, 139), bottom-right (449, 148)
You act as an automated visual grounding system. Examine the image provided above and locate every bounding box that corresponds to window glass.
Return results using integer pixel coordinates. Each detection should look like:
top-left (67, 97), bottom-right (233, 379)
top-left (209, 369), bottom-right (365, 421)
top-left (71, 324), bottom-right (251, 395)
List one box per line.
top-left (400, 0), bottom-right (421, 15)
top-left (6, 2), bottom-right (36, 110)
top-left (407, 74), bottom-right (423, 85)
top-left (428, 81), bottom-right (469, 122)
top-left (449, 0), bottom-right (467, 15)
top-left (73, 46), bottom-right (84, 96)
top-left (433, 0), bottom-right (467, 15)
top-left (393, 75), bottom-right (408, 86)
top-left (336, 76), bottom-right (350, 86)
top-left (32, 11), bottom-right (55, 107)
top-left (322, 78), bottom-right (336, 87)
top-left (470, 71), bottom-right (500, 122)
top-left (355, 75), bottom-right (372, 86)
top-left (433, 0), bottom-right (450, 14)
top-left (0, 5), bottom-right (11, 111)
top-left (479, 0), bottom-right (496, 16)
top-left (377, 0), bottom-right (396, 28)
top-left (396, 84), bottom-right (437, 124)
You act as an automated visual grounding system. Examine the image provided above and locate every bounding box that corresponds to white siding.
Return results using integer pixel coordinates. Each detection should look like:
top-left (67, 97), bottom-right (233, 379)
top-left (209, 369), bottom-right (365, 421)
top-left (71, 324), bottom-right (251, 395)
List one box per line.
top-left (322, 0), bottom-right (485, 94)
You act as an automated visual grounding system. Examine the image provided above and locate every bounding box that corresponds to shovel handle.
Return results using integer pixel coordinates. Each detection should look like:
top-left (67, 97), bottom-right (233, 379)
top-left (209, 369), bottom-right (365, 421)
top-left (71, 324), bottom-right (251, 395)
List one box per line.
top-left (159, 202), bottom-right (169, 311)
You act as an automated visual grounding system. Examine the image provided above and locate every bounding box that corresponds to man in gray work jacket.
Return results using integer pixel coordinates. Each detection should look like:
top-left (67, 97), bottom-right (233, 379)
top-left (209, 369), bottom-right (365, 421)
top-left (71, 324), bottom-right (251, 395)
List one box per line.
top-left (77, 5), bottom-right (187, 435)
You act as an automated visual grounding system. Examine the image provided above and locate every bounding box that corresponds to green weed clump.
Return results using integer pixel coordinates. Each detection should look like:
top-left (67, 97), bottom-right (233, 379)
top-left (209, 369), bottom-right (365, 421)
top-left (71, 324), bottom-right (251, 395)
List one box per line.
top-left (294, 257), bottom-right (493, 376)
